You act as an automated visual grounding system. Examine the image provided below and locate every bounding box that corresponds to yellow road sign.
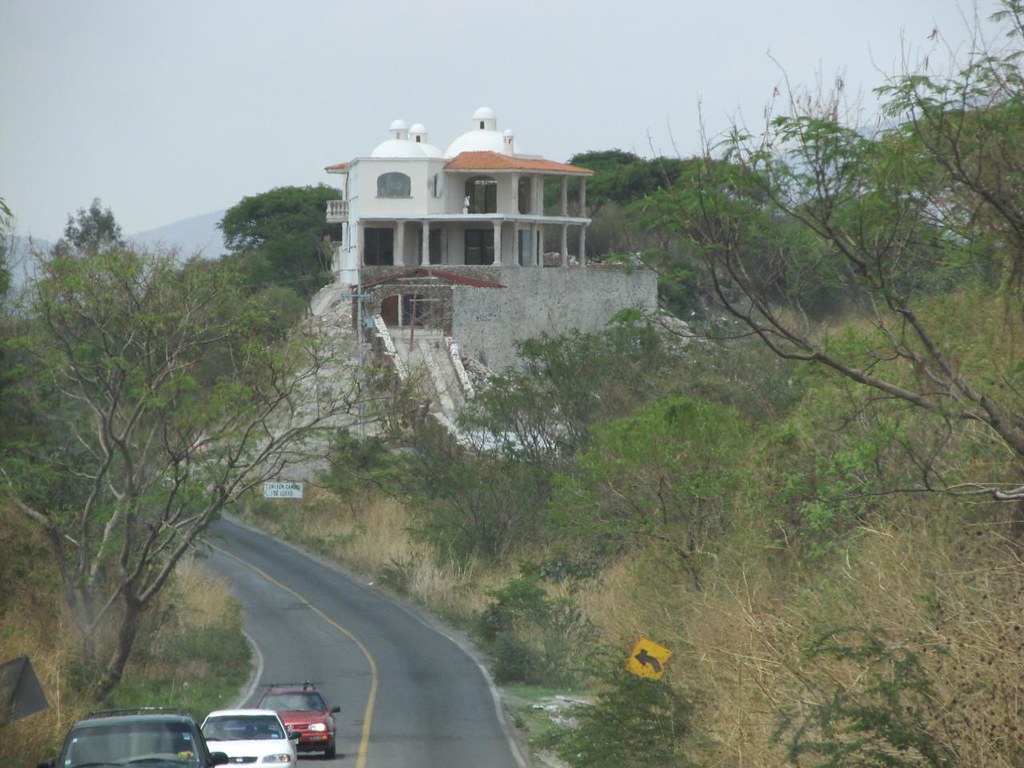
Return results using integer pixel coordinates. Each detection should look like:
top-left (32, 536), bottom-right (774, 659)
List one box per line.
top-left (625, 636), bottom-right (672, 679)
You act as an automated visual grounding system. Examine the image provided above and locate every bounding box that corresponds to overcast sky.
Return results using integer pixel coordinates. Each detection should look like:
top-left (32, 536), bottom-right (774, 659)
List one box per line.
top-left (1, 0), bottom-right (996, 240)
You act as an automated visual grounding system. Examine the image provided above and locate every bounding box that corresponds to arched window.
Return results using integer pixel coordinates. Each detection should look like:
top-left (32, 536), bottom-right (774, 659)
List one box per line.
top-left (377, 172), bottom-right (411, 198)
top-left (464, 176), bottom-right (497, 214)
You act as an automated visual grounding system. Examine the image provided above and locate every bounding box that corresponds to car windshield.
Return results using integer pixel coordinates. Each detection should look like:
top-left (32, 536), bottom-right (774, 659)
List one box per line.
top-left (62, 722), bottom-right (203, 767)
top-left (260, 692), bottom-right (326, 711)
top-left (203, 715), bottom-right (286, 741)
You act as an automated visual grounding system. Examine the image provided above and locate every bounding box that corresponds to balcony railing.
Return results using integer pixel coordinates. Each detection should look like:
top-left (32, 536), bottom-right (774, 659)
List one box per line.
top-left (326, 199), bottom-right (348, 223)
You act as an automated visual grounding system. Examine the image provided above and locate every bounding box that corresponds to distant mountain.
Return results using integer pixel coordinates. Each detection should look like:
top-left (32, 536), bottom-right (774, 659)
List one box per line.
top-left (127, 209), bottom-right (227, 259)
top-left (4, 235), bottom-right (51, 291)
top-left (4, 210), bottom-right (227, 291)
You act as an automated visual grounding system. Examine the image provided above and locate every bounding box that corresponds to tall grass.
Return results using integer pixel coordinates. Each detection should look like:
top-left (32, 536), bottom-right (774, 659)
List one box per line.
top-left (237, 489), bottom-right (502, 626)
top-left (0, 508), bottom-right (250, 767)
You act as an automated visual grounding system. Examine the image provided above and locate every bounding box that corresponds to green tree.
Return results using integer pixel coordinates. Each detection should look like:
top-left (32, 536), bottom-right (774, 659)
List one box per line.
top-left (652, 2), bottom-right (1024, 500)
top-left (0, 196), bottom-right (11, 297)
top-left (565, 150), bottom-right (695, 261)
top-left (551, 395), bottom-right (749, 585)
top-left (219, 185), bottom-right (341, 299)
top-left (51, 197), bottom-right (125, 257)
top-left (400, 420), bottom-right (552, 560)
top-left (0, 195), bottom-right (18, 456)
top-left (568, 150), bottom-right (691, 217)
top-left (458, 316), bottom-right (669, 461)
top-left (1, 244), bottom-right (362, 698)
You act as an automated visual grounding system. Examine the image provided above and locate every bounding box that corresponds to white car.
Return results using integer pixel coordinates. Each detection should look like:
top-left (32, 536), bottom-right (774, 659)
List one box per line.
top-left (201, 708), bottom-right (298, 767)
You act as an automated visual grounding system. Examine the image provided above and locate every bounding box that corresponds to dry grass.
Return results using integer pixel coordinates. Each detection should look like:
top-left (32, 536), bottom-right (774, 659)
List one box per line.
top-left (0, 507), bottom-right (80, 765)
top-left (172, 557), bottom-right (237, 629)
top-left (240, 489), bottom-right (505, 621)
top-left (564, 517), bottom-right (1024, 767)
top-left (238, 484), bottom-right (1024, 765)
top-left (0, 511), bottom-right (247, 767)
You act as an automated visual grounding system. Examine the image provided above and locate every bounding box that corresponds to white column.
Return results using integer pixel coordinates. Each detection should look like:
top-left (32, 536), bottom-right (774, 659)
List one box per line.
top-left (560, 224), bottom-right (568, 267)
top-left (420, 222), bottom-right (430, 266)
top-left (560, 177), bottom-right (568, 216)
top-left (578, 226), bottom-right (587, 267)
top-left (493, 221), bottom-right (502, 266)
top-left (538, 227), bottom-right (545, 266)
top-left (395, 221), bottom-right (405, 267)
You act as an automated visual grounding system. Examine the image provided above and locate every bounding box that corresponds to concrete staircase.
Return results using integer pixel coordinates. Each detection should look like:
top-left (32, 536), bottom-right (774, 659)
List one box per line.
top-left (376, 321), bottom-right (475, 441)
top-left (307, 284), bottom-right (477, 442)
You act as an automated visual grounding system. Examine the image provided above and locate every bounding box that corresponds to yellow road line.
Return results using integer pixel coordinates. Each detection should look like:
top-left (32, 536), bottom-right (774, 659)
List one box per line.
top-left (211, 543), bottom-right (378, 768)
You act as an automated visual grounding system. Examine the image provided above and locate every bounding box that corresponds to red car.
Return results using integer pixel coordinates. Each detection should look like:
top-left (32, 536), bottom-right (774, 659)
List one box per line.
top-left (256, 682), bottom-right (340, 758)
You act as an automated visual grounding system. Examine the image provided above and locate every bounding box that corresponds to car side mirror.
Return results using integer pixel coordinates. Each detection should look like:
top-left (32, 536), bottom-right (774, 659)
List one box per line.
top-left (330, 706), bottom-right (340, 714)
top-left (36, 761), bottom-right (56, 768)
top-left (208, 751), bottom-right (229, 766)
top-left (288, 730), bottom-right (301, 741)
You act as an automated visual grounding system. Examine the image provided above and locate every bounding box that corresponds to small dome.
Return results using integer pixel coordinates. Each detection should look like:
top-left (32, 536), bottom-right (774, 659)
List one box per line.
top-left (472, 106), bottom-right (495, 121)
top-left (387, 119), bottom-right (409, 141)
top-left (409, 122), bottom-right (427, 134)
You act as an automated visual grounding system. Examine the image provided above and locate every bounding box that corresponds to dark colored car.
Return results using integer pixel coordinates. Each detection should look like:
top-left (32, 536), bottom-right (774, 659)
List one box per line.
top-left (256, 682), bottom-right (340, 758)
top-left (37, 707), bottom-right (229, 768)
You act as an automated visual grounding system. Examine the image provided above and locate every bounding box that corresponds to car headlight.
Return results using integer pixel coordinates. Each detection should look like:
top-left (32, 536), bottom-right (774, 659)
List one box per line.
top-left (260, 754), bottom-right (293, 764)
top-left (307, 723), bottom-right (327, 732)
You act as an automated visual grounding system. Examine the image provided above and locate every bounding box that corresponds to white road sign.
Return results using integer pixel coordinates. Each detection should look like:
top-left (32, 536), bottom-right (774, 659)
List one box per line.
top-left (263, 481), bottom-right (304, 499)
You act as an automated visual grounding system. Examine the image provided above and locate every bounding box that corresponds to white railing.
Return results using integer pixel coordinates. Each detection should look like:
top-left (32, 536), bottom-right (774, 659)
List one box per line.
top-left (373, 315), bottom-right (408, 380)
top-left (326, 199), bottom-right (348, 222)
top-left (445, 337), bottom-right (475, 399)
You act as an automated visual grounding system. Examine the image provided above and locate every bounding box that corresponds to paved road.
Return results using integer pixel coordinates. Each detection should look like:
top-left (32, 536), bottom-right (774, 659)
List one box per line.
top-left (205, 517), bottom-right (526, 768)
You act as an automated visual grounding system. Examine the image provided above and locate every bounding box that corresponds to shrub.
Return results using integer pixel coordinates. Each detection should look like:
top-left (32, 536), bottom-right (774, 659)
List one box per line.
top-left (773, 628), bottom-right (956, 767)
top-left (542, 651), bottom-right (698, 768)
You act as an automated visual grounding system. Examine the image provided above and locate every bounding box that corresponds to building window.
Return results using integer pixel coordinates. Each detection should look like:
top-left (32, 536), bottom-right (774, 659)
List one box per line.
top-left (518, 176), bottom-right (532, 214)
top-left (432, 173), bottom-right (441, 198)
top-left (465, 229), bottom-right (494, 265)
top-left (377, 172), bottom-right (411, 198)
top-left (364, 227), bottom-right (394, 265)
top-left (465, 176), bottom-right (497, 214)
top-left (518, 229), bottom-right (532, 266)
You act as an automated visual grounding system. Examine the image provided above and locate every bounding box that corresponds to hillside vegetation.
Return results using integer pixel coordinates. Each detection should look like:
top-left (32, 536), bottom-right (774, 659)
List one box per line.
top-left (3, 4), bottom-right (1024, 767)
top-left (238, 6), bottom-right (1024, 765)
top-left (239, 299), bottom-right (1024, 766)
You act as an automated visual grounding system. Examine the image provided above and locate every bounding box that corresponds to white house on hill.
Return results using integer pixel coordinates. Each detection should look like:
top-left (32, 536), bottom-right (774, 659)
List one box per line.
top-left (323, 107), bottom-right (656, 371)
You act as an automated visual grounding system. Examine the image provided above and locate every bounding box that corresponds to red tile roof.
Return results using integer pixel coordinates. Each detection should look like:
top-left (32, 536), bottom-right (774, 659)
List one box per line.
top-left (325, 152), bottom-right (591, 176)
top-left (444, 151), bottom-right (593, 175)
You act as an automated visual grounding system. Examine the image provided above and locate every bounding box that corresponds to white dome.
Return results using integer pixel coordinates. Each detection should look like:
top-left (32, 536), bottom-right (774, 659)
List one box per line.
top-left (387, 118), bottom-right (409, 142)
top-left (418, 142), bottom-right (446, 158)
top-left (445, 131), bottom-right (506, 156)
top-left (407, 123), bottom-right (441, 157)
top-left (371, 139), bottom-right (426, 158)
top-left (445, 107), bottom-right (509, 157)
